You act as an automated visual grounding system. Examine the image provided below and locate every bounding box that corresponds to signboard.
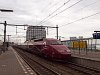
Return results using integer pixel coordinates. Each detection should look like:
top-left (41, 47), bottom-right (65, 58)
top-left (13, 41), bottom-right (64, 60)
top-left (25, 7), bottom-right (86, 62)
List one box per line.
top-left (73, 41), bottom-right (87, 48)
top-left (93, 33), bottom-right (100, 39)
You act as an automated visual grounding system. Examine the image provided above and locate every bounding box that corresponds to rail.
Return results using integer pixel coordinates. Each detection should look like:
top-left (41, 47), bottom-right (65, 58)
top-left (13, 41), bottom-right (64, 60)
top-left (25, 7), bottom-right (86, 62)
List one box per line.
top-left (65, 61), bottom-right (100, 75)
top-left (14, 47), bottom-right (61, 75)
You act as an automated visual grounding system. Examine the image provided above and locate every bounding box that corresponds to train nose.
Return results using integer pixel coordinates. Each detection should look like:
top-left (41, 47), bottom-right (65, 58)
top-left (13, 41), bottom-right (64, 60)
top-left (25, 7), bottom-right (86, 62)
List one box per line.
top-left (50, 45), bottom-right (71, 54)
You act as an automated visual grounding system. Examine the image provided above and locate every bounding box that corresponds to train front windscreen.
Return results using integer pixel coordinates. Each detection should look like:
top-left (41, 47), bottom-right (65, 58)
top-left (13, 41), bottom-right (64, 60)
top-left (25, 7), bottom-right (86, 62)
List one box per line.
top-left (48, 40), bottom-right (62, 45)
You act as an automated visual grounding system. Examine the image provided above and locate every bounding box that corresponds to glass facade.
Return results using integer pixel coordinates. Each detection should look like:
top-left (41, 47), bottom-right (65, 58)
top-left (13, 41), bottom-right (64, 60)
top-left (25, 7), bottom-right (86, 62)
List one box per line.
top-left (26, 26), bottom-right (46, 41)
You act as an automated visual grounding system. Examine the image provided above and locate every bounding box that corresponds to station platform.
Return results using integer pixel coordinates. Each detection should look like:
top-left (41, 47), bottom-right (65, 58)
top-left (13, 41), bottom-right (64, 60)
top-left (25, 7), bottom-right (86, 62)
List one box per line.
top-left (71, 50), bottom-right (100, 61)
top-left (0, 46), bottom-right (37, 75)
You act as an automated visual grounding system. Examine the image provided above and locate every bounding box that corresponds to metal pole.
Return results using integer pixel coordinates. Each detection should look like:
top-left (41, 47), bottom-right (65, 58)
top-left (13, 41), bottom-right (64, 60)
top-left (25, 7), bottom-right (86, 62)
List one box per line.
top-left (56, 25), bottom-right (58, 39)
top-left (8, 35), bottom-right (9, 43)
top-left (7, 35), bottom-right (11, 47)
top-left (16, 25), bottom-right (17, 35)
top-left (95, 32), bottom-right (97, 51)
top-left (4, 21), bottom-right (7, 51)
top-left (91, 38), bottom-right (93, 51)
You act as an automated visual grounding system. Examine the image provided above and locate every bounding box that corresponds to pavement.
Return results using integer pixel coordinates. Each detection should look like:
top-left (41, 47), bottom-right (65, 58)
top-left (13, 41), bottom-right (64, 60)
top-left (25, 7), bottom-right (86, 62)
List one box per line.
top-left (71, 49), bottom-right (100, 61)
top-left (0, 46), bottom-right (37, 75)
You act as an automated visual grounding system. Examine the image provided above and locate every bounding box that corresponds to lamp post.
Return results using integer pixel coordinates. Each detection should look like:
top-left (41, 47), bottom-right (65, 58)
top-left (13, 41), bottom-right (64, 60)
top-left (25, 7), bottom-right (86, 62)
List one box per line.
top-left (4, 21), bottom-right (7, 51)
top-left (0, 9), bottom-right (13, 51)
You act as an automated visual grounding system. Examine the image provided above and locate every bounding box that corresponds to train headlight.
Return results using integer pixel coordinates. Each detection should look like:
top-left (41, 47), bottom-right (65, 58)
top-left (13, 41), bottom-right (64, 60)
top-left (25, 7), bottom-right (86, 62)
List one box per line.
top-left (66, 50), bottom-right (71, 53)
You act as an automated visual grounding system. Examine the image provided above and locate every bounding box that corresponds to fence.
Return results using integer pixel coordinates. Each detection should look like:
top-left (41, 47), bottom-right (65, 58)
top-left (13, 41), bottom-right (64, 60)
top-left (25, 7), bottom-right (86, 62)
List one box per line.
top-left (61, 38), bottom-right (100, 54)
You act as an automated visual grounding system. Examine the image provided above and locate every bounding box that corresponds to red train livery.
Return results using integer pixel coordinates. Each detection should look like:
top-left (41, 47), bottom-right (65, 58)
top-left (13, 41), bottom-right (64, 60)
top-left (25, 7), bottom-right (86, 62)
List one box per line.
top-left (18, 38), bottom-right (71, 60)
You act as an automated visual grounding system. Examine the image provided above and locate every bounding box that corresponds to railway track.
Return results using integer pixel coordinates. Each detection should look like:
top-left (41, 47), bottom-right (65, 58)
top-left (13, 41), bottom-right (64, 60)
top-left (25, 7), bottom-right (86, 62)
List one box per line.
top-left (13, 46), bottom-right (100, 75)
top-left (14, 47), bottom-right (61, 75)
top-left (40, 58), bottom-right (100, 75)
top-left (64, 61), bottom-right (100, 75)
top-left (13, 47), bottom-right (83, 75)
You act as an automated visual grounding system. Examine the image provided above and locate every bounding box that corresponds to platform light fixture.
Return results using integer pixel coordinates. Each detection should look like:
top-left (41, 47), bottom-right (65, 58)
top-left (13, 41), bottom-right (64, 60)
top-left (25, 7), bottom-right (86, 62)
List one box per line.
top-left (0, 9), bottom-right (13, 12)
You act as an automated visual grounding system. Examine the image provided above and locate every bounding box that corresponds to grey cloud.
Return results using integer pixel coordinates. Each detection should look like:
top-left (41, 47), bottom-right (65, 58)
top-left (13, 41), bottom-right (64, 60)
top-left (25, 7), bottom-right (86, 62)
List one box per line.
top-left (0, 0), bottom-right (100, 41)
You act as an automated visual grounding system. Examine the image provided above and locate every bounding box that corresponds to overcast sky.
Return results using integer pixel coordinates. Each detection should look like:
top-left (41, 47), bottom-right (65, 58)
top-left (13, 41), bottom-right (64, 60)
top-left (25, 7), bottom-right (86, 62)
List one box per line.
top-left (0, 0), bottom-right (100, 43)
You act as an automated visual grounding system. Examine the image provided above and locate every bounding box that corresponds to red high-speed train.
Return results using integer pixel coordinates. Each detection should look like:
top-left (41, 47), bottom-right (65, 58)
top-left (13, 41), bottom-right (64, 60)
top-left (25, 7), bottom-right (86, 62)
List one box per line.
top-left (17, 38), bottom-right (71, 61)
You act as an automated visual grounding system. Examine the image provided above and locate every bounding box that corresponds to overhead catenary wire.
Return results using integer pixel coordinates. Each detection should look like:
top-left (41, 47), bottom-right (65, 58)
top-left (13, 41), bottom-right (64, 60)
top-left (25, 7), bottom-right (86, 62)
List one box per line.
top-left (60, 11), bottom-right (100, 27)
top-left (0, 0), bottom-right (99, 41)
top-left (59, 0), bottom-right (100, 18)
top-left (11, 26), bottom-right (27, 30)
top-left (46, 11), bottom-right (100, 38)
top-left (55, 0), bottom-right (83, 16)
top-left (47, 0), bottom-right (62, 11)
top-left (38, 0), bottom-right (84, 25)
top-left (36, 0), bottom-right (71, 25)
top-left (40, 0), bottom-right (100, 33)
top-left (48, 0), bottom-right (71, 18)
top-left (0, 21), bottom-right (58, 39)
top-left (5, 23), bottom-right (57, 40)
top-left (74, 0), bottom-right (100, 13)
top-left (41, 0), bottom-right (61, 12)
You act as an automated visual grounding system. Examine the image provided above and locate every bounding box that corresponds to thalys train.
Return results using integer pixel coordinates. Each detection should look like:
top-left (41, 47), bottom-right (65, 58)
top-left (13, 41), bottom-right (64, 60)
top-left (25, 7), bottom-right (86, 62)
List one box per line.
top-left (16, 38), bottom-right (71, 61)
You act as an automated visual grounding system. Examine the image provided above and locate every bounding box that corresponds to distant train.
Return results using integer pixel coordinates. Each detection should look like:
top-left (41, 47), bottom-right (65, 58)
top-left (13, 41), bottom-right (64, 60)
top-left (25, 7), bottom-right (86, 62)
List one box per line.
top-left (15, 38), bottom-right (71, 61)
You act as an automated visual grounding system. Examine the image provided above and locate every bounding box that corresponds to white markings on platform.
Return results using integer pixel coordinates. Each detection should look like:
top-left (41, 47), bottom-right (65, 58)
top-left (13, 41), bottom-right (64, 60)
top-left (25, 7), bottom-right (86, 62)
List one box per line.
top-left (1, 65), bottom-right (6, 67)
top-left (12, 48), bottom-right (37, 75)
